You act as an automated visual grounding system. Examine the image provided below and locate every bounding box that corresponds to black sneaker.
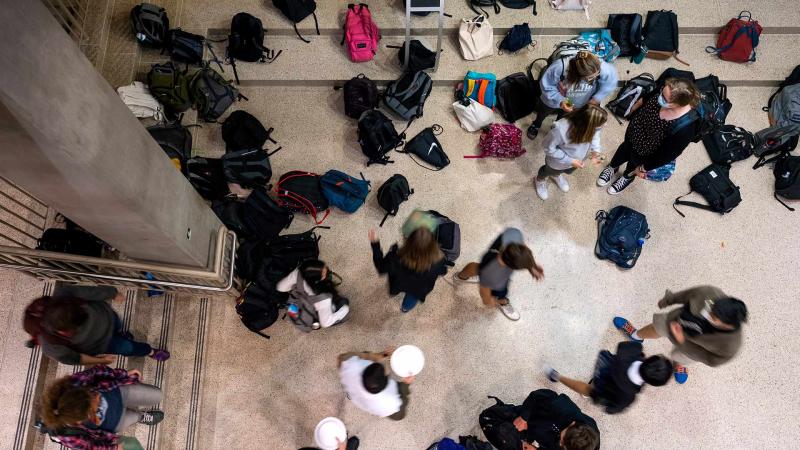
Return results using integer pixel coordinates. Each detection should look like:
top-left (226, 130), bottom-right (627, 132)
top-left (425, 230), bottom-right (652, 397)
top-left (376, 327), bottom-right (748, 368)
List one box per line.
top-left (526, 123), bottom-right (540, 140)
top-left (607, 174), bottom-right (635, 195)
top-left (596, 166), bottom-right (617, 187)
top-left (138, 410), bottom-right (164, 426)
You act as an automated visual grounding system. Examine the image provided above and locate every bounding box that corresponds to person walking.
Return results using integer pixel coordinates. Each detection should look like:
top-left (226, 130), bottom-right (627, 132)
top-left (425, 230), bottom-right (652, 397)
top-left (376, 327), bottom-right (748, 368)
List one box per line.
top-left (39, 365), bottom-right (164, 450)
top-left (526, 50), bottom-right (618, 140)
top-left (337, 348), bottom-right (414, 420)
top-left (277, 259), bottom-right (350, 330)
top-left (512, 389), bottom-right (600, 450)
top-left (369, 211), bottom-right (448, 313)
top-left (453, 228), bottom-right (544, 321)
top-left (597, 77), bottom-right (702, 195)
top-left (534, 104), bottom-right (608, 200)
top-left (613, 285), bottom-right (748, 384)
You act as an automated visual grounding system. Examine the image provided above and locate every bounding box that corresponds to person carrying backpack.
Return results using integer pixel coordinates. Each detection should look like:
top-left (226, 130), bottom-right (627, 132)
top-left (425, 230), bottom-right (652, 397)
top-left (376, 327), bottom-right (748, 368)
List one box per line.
top-left (277, 259), bottom-right (350, 330)
top-left (534, 104), bottom-right (608, 200)
top-left (368, 210), bottom-right (448, 313)
top-left (511, 389), bottom-right (600, 450)
top-left (26, 285), bottom-right (170, 366)
top-left (527, 51), bottom-right (618, 140)
top-left (597, 77), bottom-right (702, 195)
top-left (612, 286), bottom-right (747, 385)
top-left (452, 228), bottom-right (544, 321)
top-left (39, 365), bottom-right (163, 450)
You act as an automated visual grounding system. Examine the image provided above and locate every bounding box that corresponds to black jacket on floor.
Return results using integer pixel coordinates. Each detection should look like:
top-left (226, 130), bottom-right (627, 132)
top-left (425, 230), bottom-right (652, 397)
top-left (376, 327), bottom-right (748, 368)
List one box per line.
top-left (371, 242), bottom-right (447, 300)
top-left (515, 389), bottom-right (600, 450)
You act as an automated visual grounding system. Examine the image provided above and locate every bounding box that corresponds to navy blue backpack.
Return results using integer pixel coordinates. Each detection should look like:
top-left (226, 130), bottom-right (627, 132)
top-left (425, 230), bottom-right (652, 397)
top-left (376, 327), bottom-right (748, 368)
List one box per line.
top-left (498, 23), bottom-right (533, 54)
top-left (594, 206), bottom-right (650, 269)
top-left (320, 170), bottom-right (370, 213)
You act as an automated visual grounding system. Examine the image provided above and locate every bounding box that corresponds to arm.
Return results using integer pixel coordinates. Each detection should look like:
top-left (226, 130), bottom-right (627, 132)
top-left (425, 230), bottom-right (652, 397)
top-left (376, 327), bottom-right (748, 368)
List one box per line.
top-left (337, 350), bottom-right (389, 367)
top-left (40, 340), bottom-right (82, 365)
top-left (591, 63), bottom-right (619, 103)
top-left (53, 285), bottom-right (118, 302)
top-left (589, 127), bottom-right (603, 153)
top-left (315, 297), bottom-right (349, 328)
top-left (275, 270), bottom-right (297, 293)
top-left (479, 286), bottom-right (497, 304)
top-left (370, 241), bottom-right (390, 274)
top-left (657, 286), bottom-right (713, 309)
top-left (540, 63), bottom-right (566, 109)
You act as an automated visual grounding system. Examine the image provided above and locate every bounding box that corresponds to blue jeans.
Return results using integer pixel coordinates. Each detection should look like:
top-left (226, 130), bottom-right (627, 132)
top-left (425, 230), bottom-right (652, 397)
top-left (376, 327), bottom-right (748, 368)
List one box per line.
top-left (106, 315), bottom-right (152, 357)
top-left (401, 293), bottom-right (421, 311)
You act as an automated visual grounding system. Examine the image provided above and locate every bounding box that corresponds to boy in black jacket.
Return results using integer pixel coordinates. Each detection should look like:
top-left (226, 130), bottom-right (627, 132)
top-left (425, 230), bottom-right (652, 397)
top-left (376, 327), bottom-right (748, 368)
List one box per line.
top-left (512, 389), bottom-right (600, 450)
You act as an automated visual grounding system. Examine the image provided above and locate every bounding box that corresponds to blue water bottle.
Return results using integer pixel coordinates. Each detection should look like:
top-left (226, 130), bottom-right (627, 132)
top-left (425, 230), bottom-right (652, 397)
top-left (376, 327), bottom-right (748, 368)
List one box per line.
top-left (637, 237), bottom-right (646, 246)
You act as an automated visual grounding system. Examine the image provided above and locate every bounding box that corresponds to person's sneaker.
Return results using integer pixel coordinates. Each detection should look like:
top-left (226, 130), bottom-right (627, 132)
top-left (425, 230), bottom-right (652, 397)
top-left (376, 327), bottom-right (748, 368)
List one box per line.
top-left (497, 299), bottom-right (520, 321)
top-left (673, 364), bottom-right (689, 384)
top-left (534, 177), bottom-right (549, 200)
top-left (452, 271), bottom-right (479, 284)
top-left (613, 316), bottom-right (643, 342)
top-left (138, 410), bottom-right (164, 426)
top-left (596, 166), bottom-right (618, 187)
top-left (401, 295), bottom-right (419, 313)
top-left (543, 365), bottom-right (560, 382)
top-left (607, 174), bottom-right (635, 195)
top-left (552, 174), bottom-right (570, 192)
top-left (149, 349), bottom-right (170, 362)
top-left (526, 123), bottom-right (540, 140)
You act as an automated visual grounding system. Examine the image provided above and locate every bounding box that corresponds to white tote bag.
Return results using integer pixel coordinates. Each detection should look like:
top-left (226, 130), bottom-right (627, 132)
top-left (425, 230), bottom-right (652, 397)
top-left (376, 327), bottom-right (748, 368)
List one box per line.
top-left (459, 15), bottom-right (494, 61)
top-left (117, 81), bottom-right (164, 121)
top-left (453, 98), bottom-right (495, 132)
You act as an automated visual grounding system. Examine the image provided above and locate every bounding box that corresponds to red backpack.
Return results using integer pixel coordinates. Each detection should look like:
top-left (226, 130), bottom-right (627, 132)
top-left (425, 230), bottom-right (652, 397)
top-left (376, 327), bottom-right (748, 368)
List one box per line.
top-left (23, 296), bottom-right (79, 347)
top-left (342, 3), bottom-right (380, 63)
top-left (465, 124), bottom-right (526, 159)
top-left (706, 11), bottom-right (761, 63)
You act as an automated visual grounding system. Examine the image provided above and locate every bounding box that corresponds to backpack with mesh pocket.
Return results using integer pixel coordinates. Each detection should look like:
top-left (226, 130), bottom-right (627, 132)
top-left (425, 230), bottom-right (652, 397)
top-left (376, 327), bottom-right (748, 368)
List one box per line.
top-left (131, 3), bottom-right (169, 48)
top-left (595, 206), bottom-right (650, 269)
top-left (146, 62), bottom-right (192, 113)
top-left (189, 65), bottom-right (246, 122)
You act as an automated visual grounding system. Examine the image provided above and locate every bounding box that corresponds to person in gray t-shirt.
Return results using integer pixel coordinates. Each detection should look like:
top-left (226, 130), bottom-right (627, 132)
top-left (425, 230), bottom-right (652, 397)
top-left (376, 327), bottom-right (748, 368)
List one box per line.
top-left (453, 228), bottom-right (544, 321)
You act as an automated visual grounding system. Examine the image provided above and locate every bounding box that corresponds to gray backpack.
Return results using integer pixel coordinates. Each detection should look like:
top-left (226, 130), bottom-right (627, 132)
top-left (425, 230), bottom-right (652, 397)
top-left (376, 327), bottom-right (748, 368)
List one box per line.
top-left (383, 71), bottom-right (433, 121)
top-left (769, 83), bottom-right (800, 128)
top-left (286, 273), bottom-right (346, 332)
top-left (189, 65), bottom-right (246, 122)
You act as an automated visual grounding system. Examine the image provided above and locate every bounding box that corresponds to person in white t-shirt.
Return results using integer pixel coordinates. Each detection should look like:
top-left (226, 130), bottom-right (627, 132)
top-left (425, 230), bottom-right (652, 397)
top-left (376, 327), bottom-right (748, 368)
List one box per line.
top-left (337, 349), bottom-right (414, 420)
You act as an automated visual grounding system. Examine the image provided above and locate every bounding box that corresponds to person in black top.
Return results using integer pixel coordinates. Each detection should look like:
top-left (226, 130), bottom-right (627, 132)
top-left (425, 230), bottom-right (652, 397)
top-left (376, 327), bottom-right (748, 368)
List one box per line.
top-left (544, 341), bottom-right (672, 414)
top-left (512, 389), bottom-right (600, 450)
top-left (369, 224), bottom-right (447, 313)
top-left (597, 77), bottom-right (702, 195)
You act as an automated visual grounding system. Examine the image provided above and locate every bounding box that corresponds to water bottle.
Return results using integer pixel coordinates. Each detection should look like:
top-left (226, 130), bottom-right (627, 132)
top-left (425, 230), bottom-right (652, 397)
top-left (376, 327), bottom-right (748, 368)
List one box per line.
top-left (287, 303), bottom-right (299, 319)
top-left (637, 237), bottom-right (646, 246)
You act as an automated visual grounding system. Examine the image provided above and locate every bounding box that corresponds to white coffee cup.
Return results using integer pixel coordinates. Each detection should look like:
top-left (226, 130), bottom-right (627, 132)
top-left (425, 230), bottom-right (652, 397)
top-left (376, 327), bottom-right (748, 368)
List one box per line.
top-left (390, 345), bottom-right (425, 377)
top-left (314, 417), bottom-right (347, 450)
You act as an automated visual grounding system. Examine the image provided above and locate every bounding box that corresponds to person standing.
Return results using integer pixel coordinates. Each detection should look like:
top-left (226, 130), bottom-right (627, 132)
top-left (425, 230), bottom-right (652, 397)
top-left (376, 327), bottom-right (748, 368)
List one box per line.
top-left (277, 259), bottom-right (350, 330)
top-left (337, 349), bottom-right (414, 420)
top-left (597, 77), bottom-right (702, 195)
top-left (613, 285), bottom-right (748, 384)
top-left (453, 228), bottom-right (544, 321)
top-left (512, 389), bottom-right (600, 450)
top-left (534, 104), bottom-right (608, 200)
top-left (527, 51), bottom-right (618, 140)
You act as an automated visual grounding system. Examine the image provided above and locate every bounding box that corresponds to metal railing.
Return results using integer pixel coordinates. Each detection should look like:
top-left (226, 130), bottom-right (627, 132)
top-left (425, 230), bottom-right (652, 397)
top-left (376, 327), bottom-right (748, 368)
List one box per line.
top-left (0, 176), bottom-right (49, 249)
top-left (42, 0), bottom-right (89, 42)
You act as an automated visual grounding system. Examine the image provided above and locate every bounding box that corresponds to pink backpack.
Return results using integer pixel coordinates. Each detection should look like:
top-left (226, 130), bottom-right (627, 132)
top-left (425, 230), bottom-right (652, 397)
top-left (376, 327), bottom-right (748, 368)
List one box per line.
top-left (465, 124), bottom-right (526, 158)
top-left (343, 3), bottom-right (380, 63)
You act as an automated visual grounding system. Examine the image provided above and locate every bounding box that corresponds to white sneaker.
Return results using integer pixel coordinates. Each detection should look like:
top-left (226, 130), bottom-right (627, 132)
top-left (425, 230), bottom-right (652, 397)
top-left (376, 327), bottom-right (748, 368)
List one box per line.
top-left (534, 177), bottom-right (549, 200)
top-left (551, 174), bottom-right (570, 192)
top-left (497, 300), bottom-right (520, 321)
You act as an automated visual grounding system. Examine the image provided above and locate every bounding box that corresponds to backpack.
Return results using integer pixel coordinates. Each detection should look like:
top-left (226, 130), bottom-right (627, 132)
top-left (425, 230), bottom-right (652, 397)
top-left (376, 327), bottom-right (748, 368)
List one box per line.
top-left (212, 195), bottom-right (249, 237)
top-left (222, 110), bottom-right (277, 152)
top-left (377, 174), bottom-right (413, 227)
top-left (320, 170), bottom-right (370, 213)
top-left (466, 124), bottom-right (525, 159)
top-left (24, 296), bottom-right (83, 347)
top-left (751, 124), bottom-right (800, 169)
top-left (605, 72), bottom-right (656, 120)
top-left (499, 0), bottom-right (537, 14)
top-left (427, 210), bottom-right (461, 266)
top-left (468, 0), bottom-right (500, 17)
top-left (547, 39), bottom-right (591, 62)
top-left (453, 97), bottom-right (495, 132)
top-left (462, 71), bottom-right (497, 108)
top-left (131, 3), bottom-right (169, 48)
top-left (766, 64), bottom-right (800, 113)
top-left (235, 282), bottom-right (281, 340)
top-left (146, 62), bottom-right (192, 113)
top-left (275, 171), bottom-right (330, 224)
top-left (398, 125), bottom-right (450, 171)
top-left (384, 70), bottom-right (433, 121)
top-left (342, 3), bottom-right (380, 63)
top-left (577, 29), bottom-right (620, 62)
top-left (392, 40), bottom-right (438, 73)
top-left (549, 0), bottom-right (591, 18)
top-left (241, 188), bottom-right (294, 240)
top-left (642, 10), bottom-right (688, 65)
top-left (607, 13), bottom-right (643, 58)
top-left (357, 109), bottom-right (404, 165)
top-left (222, 148), bottom-right (277, 188)
top-left (769, 83), bottom-right (800, 128)
top-left (478, 396), bottom-right (522, 450)
top-left (117, 81), bottom-right (164, 121)
top-left (186, 157), bottom-right (228, 200)
top-left (273, 0), bottom-right (320, 43)
top-left (147, 121), bottom-right (193, 170)
top-left (227, 13), bottom-right (282, 84)
top-left (706, 11), bottom-right (761, 63)
top-left (164, 29), bottom-right (221, 69)
top-left (189, 65), bottom-right (245, 122)
top-left (774, 154), bottom-right (800, 211)
top-left (702, 125), bottom-right (754, 165)
top-left (37, 228), bottom-right (104, 257)
top-left (342, 74), bottom-right (379, 119)
top-left (694, 74), bottom-right (732, 140)
top-left (265, 227), bottom-right (325, 275)
top-left (673, 164), bottom-right (742, 217)
top-left (594, 206), bottom-right (649, 269)
top-left (459, 15), bottom-right (494, 61)
top-left (499, 23), bottom-right (533, 54)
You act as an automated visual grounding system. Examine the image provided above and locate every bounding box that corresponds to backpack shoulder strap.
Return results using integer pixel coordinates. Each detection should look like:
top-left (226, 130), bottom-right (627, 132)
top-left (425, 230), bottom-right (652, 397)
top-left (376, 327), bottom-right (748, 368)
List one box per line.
top-left (673, 189), bottom-right (716, 217)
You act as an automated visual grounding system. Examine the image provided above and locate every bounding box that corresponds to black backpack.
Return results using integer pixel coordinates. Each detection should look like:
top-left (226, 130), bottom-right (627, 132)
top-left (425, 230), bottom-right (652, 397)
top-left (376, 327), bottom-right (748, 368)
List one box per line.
top-left (164, 29), bottom-right (222, 70)
top-left (643, 10), bottom-right (687, 64)
top-left (384, 70), bottom-right (433, 122)
top-left (765, 64), bottom-right (800, 112)
top-left (235, 282), bottom-right (282, 340)
top-left (752, 125), bottom-right (800, 169)
top-left (607, 13), bottom-right (644, 58)
top-left (478, 396), bottom-right (522, 450)
top-left (221, 148), bottom-right (276, 188)
top-left (241, 188), bottom-right (294, 240)
top-left (357, 110), bottom-right (404, 166)
top-left (227, 13), bottom-right (282, 84)
top-left (495, 61), bottom-right (538, 123)
top-left (606, 73), bottom-right (656, 121)
top-left (147, 121), bottom-right (193, 170)
top-left (773, 154), bottom-right (800, 211)
top-left (272, 0), bottom-right (320, 43)
top-left (377, 174), bottom-right (413, 227)
top-left (498, 23), bottom-right (533, 54)
top-left (131, 3), bottom-right (169, 48)
top-left (222, 110), bottom-right (278, 152)
top-left (702, 125), bottom-right (754, 165)
top-left (265, 227), bottom-right (325, 274)
top-left (398, 125), bottom-right (449, 171)
top-left (275, 171), bottom-right (330, 224)
top-left (695, 74), bottom-right (732, 138)
top-left (469, 0), bottom-right (501, 16)
top-left (186, 157), bottom-right (228, 200)
top-left (391, 40), bottom-right (437, 73)
top-left (595, 206), bottom-right (650, 269)
top-left (37, 228), bottom-right (104, 257)
top-left (189, 65), bottom-right (246, 122)
top-left (342, 74), bottom-right (379, 120)
top-left (427, 210), bottom-right (461, 266)
top-left (674, 164), bottom-right (742, 217)
top-left (211, 195), bottom-right (249, 237)
top-left (499, 0), bottom-right (537, 14)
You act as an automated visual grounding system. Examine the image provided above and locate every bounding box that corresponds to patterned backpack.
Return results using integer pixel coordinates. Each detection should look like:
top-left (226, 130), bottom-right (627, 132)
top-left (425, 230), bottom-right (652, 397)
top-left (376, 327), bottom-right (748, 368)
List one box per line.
top-left (465, 124), bottom-right (525, 159)
top-left (342, 3), bottom-right (380, 63)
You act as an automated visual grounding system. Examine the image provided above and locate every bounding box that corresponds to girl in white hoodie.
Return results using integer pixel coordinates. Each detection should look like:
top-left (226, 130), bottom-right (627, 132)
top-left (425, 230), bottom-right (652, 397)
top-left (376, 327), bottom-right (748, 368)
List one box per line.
top-left (534, 104), bottom-right (608, 200)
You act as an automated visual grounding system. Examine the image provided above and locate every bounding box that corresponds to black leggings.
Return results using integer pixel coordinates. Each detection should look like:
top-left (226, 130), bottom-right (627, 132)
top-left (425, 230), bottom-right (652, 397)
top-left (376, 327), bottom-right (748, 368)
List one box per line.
top-left (608, 141), bottom-right (645, 175)
top-left (531, 100), bottom-right (564, 128)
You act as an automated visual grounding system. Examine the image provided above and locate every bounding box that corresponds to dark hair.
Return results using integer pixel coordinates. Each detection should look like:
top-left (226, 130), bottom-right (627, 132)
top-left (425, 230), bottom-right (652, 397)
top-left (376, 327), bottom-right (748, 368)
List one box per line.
top-left (45, 299), bottom-right (88, 332)
top-left (500, 243), bottom-right (534, 270)
top-left (562, 423), bottom-right (600, 450)
top-left (712, 297), bottom-right (748, 327)
top-left (40, 378), bottom-right (93, 430)
top-left (398, 227), bottom-right (444, 273)
top-left (298, 259), bottom-right (338, 296)
top-left (640, 355), bottom-right (673, 386)
top-left (362, 363), bottom-right (388, 394)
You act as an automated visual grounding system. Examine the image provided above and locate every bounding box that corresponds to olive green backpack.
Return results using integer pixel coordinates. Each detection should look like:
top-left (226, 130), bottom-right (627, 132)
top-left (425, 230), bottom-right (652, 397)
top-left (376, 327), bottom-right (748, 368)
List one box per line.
top-left (146, 62), bottom-right (192, 112)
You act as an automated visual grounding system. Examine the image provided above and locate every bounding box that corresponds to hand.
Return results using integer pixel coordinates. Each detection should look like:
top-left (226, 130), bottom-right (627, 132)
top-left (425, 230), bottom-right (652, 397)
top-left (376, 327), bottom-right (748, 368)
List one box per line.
top-left (97, 354), bottom-right (116, 365)
top-left (382, 347), bottom-right (396, 358)
top-left (571, 159), bottom-right (584, 169)
top-left (670, 321), bottom-right (686, 344)
top-left (127, 369), bottom-right (142, 379)
top-left (337, 438), bottom-right (347, 450)
top-left (523, 442), bottom-right (538, 450)
top-left (368, 229), bottom-right (378, 243)
top-left (402, 375), bottom-right (416, 384)
top-left (657, 298), bottom-right (669, 309)
top-left (588, 98), bottom-right (600, 106)
top-left (513, 416), bottom-right (528, 431)
top-left (113, 292), bottom-right (125, 302)
top-left (590, 152), bottom-right (604, 165)
top-left (529, 263), bottom-right (544, 281)
top-left (631, 165), bottom-right (647, 178)
top-left (559, 100), bottom-right (574, 113)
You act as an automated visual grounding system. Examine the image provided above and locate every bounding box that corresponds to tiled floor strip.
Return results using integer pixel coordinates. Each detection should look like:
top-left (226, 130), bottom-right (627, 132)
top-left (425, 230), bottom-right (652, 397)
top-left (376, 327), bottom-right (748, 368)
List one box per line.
top-left (184, 297), bottom-right (209, 450)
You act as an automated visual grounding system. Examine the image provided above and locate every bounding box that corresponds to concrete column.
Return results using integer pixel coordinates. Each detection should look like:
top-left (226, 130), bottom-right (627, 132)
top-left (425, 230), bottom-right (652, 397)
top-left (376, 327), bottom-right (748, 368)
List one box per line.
top-left (0, 0), bottom-right (221, 267)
